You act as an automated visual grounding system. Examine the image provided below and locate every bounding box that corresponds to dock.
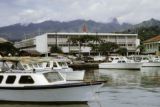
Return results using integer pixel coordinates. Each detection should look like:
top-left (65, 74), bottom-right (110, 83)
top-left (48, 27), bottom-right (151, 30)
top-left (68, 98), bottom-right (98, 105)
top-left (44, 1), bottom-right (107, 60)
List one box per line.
top-left (69, 62), bottom-right (99, 70)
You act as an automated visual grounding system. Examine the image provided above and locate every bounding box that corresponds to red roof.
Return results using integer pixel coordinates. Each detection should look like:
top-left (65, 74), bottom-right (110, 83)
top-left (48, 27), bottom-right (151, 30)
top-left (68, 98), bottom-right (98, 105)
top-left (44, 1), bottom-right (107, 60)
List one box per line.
top-left (144, 35), bottom-right (160, 43)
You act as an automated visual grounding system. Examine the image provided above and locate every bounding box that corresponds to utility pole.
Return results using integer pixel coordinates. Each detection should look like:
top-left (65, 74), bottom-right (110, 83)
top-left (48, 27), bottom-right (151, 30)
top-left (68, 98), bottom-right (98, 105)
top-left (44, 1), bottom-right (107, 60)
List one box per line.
top-left (55, 32), bottom-right (58, 49)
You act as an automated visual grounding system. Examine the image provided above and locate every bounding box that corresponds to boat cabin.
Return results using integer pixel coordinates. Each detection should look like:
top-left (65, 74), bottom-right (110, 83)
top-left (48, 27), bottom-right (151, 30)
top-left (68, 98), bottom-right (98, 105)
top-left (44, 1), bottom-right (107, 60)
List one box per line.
top-left (4, 60), bottom-right (44, 71)
top-left (41, 59), bottom-right (73, 72)
top-left (0, 71), bottom-right (65, 87)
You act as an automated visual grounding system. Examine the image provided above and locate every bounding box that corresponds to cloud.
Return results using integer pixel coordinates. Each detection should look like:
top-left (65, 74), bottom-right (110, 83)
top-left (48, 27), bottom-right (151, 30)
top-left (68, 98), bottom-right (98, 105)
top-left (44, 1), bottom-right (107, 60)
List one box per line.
top-left (0, 0), bottom-right (160, 27)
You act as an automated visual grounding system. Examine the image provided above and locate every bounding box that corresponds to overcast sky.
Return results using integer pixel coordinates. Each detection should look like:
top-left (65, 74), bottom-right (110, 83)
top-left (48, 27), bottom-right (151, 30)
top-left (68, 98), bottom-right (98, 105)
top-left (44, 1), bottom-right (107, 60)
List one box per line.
top-left (0, 0), bottom-right (160, 27)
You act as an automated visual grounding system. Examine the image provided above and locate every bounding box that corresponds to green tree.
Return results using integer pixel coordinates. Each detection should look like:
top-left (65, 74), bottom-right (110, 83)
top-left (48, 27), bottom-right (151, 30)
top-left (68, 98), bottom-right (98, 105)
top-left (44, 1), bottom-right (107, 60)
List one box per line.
top-left (136, 44), bottom-right (145, 54)
top-left (68, 35), bottom-right (101, 57)
top-left (0, 42), bottom-right (19, 56)
top-left (98, 42), bottom-right (119, 60)
top-left (117, 48), bottom-right (128, 56)
top-left (137, 26), bottom-right (160, 41)
top-left (50, 45), bottom-right (62, 53)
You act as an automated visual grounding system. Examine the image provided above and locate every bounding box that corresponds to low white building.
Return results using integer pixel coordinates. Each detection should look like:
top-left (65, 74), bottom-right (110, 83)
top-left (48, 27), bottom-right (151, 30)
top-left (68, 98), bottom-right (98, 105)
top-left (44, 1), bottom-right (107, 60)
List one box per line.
top-left (14, 32), bottom-right (140, 54)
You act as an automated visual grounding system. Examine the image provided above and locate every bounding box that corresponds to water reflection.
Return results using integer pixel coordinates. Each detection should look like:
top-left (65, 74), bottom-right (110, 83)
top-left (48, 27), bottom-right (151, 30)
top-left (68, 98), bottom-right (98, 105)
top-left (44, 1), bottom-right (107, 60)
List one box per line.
top-left (141, 67), bottom-right (160, 87)
top-left (87, 68), bottom-right (160, 107)
top-left (96, 67), bottom-right (160, 87)
top-left (97, 69), bottom-right (141, 86)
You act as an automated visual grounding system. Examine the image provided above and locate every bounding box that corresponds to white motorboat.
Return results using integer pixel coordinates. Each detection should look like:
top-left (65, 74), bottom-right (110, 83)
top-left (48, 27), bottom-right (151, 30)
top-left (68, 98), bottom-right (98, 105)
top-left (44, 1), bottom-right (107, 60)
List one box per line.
top-left (141, 62), bottom-right (160, 67)
top-left (0, 64), bottom-right (103, 102)
top-left (2, 57), bottom-right (85, 81)
top-left (127, 55), bottom-right (150, 63)
top-left (141, 56), bottom-right (160, 67)
top-left (99, 56), bottom-right (141, 70)
top-left (41, 58), bottom-right (85, 81)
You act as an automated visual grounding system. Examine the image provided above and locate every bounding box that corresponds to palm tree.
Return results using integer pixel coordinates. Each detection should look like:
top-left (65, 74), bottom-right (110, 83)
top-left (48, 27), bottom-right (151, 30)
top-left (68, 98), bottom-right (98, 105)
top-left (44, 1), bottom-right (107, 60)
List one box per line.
top-left (88, 35), bottom-right (103, 55)
top-left (68, 35), bottom-right (101, 58)
top-left (0, 42), bottom-right (19, 56)
top-left (50, 45), bottom-right (62, 53)
top-left (98, 42), bottom-right (119, 60)
top-left (136, 44), bottom-right (145, 54)
top-left (117, 48), bottom-right (128, 56)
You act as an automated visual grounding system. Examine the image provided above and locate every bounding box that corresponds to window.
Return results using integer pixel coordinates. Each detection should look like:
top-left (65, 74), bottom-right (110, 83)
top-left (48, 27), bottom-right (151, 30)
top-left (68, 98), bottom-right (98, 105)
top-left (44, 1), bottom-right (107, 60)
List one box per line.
top-left (53, 62), bottom-right (57, 67)
top-left (128, 44), bottom-right (133, 46)
top-left (0, 62), bottom-right (10, 72)
top-left (17, 62), bottom-right (24, 70)
top-left (6, 76), bottom-right (16, 84)
top-left (119, 44), bottom-right (126, 46)
top-left (33, 64), bottom-right (38, 68)
top-left (28, 64), bottom-right (33, 68)
top-left (119, 36), bottom-right (125, 39)
top-left (23, 65), bottom-right (28, 69)
top-left (122, 60), bottom-right (126, 63)
top-left (38, 63), bottom-right (42, 67)
top-left (44, 72), bottom-right (64, 83)
top-left (19, 76), bottom-right (34, 84)
top-left (118, 61), bottom-right (121, 63)
top-left (118, 60), bottom-right (126, 63)
top-left (46, 62), bottom-right (50, 67)
top-left (0, 76), bottom-right (3, 83)
top-left (58, 62), bottom-right (67, 67)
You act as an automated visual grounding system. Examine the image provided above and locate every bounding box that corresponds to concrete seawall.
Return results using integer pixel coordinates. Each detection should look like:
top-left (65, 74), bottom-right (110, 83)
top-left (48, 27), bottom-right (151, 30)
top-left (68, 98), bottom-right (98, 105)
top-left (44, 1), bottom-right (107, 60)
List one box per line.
top-left (69, 63), bottom-right (99, 70)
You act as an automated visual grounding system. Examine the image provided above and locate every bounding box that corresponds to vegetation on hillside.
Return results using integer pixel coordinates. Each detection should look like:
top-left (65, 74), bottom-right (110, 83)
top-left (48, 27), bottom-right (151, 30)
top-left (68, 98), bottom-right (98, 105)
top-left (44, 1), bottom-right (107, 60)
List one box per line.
top-left (124, 26), bottom-right (160, 42)
top-left (137, 26), bottom-right (160, 41)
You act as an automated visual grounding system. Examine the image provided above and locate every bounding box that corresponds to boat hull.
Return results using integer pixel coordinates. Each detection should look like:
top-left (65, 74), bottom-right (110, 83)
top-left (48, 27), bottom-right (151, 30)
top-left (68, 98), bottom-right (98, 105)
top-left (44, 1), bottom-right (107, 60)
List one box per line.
top-left (0, 82), bottom-right (102, 102)
top-left (60, 71), bottom-right (85, 81)
top-left (99, 63), bottom-right (141, 70)
top-left (141, 62), bottom-right (160, 67)
top-left (55, 70), bottom-right (85, 81)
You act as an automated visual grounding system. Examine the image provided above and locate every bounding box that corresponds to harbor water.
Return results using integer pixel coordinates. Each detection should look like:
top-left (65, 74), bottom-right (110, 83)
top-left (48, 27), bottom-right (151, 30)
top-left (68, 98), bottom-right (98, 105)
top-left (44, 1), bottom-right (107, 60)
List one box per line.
top-left (0, 67), bottom-right (160, 107)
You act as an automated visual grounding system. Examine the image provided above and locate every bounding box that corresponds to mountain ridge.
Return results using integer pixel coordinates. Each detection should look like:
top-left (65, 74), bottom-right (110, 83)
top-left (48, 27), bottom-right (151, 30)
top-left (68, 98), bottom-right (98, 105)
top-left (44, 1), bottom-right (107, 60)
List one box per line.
top-left (0, 18), bottom-right (159, 41)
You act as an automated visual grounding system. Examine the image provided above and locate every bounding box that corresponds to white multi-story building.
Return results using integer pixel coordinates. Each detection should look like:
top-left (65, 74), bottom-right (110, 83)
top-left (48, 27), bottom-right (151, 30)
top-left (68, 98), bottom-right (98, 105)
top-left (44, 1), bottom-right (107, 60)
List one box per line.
top-left (14, 32), bottom-right (140, 54)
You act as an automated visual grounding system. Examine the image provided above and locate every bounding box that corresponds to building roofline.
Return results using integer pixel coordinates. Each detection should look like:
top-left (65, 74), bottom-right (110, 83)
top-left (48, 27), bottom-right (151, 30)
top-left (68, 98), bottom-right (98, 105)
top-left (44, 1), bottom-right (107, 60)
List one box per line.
top-left (15, 32), bottom-right (138, 43)
top-left (143, 35), bottom-right (160, 43)
top-left (46, 32), bottom-right (138, 36)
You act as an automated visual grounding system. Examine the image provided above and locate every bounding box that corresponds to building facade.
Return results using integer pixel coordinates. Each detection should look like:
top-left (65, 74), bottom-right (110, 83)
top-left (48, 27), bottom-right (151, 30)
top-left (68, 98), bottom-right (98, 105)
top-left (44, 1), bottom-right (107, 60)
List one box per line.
top-left (143, 35), bottom-right (160, 55)
top-left (14, 32), bottom-right (140, 54)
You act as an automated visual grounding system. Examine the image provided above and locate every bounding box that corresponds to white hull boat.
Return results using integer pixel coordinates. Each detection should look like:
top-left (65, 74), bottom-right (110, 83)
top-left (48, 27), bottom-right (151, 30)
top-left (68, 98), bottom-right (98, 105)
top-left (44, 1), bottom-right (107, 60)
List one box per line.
top-left (99, 62), bottom-right (141, 70)
top-left (0, 61), bottom-right (103, 103)
top-left (141, 62), bottom-right (160, 67)
top-left (42, 59), bottom-right (85, 81)
top-left (3, 57), bottom-right (85, 81)
top-left (55, 69), bottom-right (85, 81)
top-left (99, 57), bottom-right (142, 70)
top-left (0, 82), bottom-right (102, 102)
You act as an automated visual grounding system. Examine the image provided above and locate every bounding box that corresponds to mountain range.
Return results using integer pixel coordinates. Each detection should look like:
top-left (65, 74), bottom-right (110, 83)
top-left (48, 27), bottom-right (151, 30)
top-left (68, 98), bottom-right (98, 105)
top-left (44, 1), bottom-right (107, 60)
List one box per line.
top-left (0, 18), bottom-right (160, 41)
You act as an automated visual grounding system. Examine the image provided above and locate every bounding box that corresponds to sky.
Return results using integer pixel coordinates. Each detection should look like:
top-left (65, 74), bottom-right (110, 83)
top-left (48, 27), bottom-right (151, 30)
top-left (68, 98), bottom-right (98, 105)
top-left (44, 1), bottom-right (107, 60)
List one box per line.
top-left (0, 0), bottom-right (160, 27)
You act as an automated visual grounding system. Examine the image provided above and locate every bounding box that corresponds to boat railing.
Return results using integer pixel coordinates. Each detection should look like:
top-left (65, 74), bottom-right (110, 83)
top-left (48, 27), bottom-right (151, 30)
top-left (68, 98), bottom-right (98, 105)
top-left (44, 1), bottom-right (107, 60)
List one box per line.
top-left (0, 71), bottom-right (34, 73)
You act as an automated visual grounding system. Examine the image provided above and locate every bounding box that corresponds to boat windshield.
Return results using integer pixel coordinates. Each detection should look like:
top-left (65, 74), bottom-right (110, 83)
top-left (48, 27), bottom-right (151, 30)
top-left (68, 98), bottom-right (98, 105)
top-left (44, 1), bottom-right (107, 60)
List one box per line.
top-left (28, 64), bottom-right (33, 68)
top-left (43, 72), bottom-right (64, 83)
top-left (23, 64), bottom-right (28, 69)
top-left (33, 63), bottom-right (38, 68)
top-left (0, 61), bottom-right (10, 72)
top-left (38, 63), bottom-right (42, 67)
top-left (58, 62), bottom-right (67, 67)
